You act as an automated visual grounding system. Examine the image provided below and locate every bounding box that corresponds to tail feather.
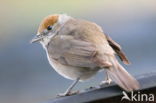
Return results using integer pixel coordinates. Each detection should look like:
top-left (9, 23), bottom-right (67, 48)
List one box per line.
top-left (106, 57), bottom-right (140, 91)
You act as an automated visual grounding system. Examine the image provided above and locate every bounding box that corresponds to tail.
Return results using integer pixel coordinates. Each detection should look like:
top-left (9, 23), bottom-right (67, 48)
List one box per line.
top-left (106, 57), bottom-right (140, 91)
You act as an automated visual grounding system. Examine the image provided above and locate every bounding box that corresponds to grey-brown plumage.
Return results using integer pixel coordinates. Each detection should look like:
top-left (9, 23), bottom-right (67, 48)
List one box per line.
top-left (46, 18), bottom-right (139, 91)
top-left (106, 34), bottom-right (130, 65)
top-left (32, 14), bottom-right (140, 96)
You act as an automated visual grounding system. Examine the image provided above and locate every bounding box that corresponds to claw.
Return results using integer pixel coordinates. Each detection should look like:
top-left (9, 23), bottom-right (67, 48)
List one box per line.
top-left (100, 78), bottom-right (112, 86)
top-left (57, 93), bottom-right (70, 97)
top-left (57, 91), bottom-right (79, 97)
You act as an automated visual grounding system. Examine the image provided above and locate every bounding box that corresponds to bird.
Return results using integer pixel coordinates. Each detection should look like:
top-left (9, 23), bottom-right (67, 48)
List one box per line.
top-left (31, 14), bottom-right (140, 96)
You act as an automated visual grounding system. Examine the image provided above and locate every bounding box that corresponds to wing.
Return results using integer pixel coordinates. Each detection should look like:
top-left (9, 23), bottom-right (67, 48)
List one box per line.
top-left (47, 35), bottom-right (98, 68)
top-left (105, 34), bottom-right (130, 65)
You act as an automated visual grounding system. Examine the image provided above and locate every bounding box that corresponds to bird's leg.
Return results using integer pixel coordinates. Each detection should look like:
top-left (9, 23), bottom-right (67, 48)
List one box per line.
top-left (100, 70), bottom-right (112, 85)
top-left (58, 77), bottom-right (80, 97)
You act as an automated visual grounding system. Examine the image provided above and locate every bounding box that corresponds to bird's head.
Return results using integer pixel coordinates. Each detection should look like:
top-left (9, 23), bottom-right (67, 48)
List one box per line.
top-left (31, 14), bottom-right (71, 44)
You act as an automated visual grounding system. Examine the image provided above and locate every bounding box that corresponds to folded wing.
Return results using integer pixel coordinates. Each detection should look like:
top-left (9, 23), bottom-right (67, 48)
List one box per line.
top-left (47, 35), bottom-right (98, 68)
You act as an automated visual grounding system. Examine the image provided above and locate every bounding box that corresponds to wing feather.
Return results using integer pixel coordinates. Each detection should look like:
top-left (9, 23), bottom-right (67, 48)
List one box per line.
top-left (47, 35), bottom-right (98, 68)
top-left (106, 35), bottom-right (130, 65)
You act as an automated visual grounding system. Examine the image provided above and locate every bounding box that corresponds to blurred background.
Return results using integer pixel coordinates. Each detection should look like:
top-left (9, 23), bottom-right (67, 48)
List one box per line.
top-left (0, 0), bottom-right (156, 103)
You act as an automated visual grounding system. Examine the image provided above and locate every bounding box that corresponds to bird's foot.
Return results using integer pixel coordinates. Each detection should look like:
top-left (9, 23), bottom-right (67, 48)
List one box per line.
top-left (100, 78), bottom-right (112, 86)
top-left (57, 91), bottom-right (79, 97)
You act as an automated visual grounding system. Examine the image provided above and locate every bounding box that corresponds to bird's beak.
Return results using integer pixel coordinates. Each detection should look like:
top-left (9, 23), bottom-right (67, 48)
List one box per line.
top-left (30, 34), bottom-right (44, 43)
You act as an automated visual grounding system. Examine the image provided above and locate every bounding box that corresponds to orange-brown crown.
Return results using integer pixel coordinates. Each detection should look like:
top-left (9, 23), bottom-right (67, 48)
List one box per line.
top-left (38, 14), bottom-right (59, 33)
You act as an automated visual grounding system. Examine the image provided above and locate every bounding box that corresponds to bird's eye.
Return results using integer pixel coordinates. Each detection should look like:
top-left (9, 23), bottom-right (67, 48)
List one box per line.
top-left (47, 26), bottom-right (52, 30)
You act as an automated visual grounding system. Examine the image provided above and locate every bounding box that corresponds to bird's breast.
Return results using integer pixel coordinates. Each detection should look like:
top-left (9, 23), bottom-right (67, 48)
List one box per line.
top-left (46, 54), bottom-right (99, 81)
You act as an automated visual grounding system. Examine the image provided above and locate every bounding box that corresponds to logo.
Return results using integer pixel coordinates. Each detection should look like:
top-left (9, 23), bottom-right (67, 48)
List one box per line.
top-left (121, 91), bottom-right (155, 102)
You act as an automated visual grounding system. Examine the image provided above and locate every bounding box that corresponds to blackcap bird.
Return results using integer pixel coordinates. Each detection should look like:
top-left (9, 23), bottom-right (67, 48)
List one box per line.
top-left (31, 14), bottom-right (140, 96)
